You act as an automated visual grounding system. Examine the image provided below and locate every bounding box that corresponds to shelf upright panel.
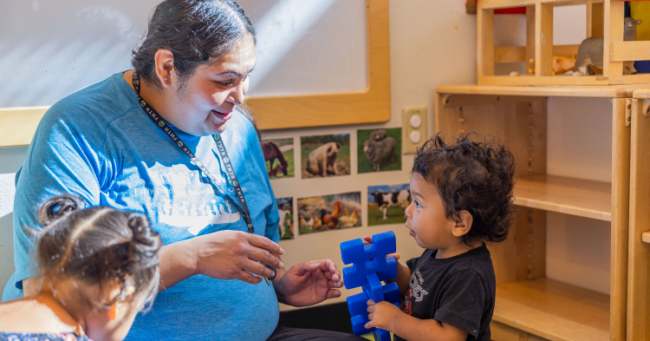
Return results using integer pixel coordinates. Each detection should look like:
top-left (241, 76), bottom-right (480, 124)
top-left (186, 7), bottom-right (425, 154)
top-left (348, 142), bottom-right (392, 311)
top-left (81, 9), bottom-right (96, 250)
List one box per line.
top-left (627, 92), bottom-right (650, 341)
top-left (611, 98), bottom-right (630, 341)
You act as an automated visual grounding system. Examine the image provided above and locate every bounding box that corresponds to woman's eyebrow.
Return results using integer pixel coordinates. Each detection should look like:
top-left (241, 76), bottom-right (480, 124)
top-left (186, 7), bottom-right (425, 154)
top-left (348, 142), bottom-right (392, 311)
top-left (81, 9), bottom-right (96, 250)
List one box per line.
top-left (217, 67), bottom-right (255, 78)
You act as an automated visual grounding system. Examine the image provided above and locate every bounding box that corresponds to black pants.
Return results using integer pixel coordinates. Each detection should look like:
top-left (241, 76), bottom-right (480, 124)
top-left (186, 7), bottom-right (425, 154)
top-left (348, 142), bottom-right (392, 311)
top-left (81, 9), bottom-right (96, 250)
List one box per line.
top-left (267, 326), bottom-right (368, 341)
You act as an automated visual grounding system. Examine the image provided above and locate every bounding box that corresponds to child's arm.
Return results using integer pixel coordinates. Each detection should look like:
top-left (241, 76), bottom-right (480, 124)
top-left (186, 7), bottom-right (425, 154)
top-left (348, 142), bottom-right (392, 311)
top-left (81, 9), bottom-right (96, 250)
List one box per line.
top-left (365, 300), bottom-right (467, 341)
top-left (361, 236), bottom-right (412, 295)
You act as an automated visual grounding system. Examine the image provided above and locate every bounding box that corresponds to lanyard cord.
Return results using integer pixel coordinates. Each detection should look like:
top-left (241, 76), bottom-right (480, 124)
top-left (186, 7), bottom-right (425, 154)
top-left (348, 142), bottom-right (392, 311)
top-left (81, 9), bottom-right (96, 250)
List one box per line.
top-left (131, 71), bottom-right (275, 284)
top-left (131, 71), bottom-right (254, 234)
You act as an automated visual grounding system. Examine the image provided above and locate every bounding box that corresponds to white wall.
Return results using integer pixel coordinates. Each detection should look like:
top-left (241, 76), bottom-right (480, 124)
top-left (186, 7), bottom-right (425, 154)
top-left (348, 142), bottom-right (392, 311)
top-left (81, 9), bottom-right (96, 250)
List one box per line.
top-left (0, 0), bottom-right (612, 304)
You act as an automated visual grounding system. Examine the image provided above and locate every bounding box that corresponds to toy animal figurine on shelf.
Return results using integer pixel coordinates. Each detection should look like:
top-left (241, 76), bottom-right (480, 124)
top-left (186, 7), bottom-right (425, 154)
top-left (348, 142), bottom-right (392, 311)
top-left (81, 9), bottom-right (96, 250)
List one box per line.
top-left (363, 129), bottom-right (396, 172)
top-left (574, 17), bottom-right (642, 75)
top-left (341, 231), bottom-right (400, 341)
top-left (527, 55), bottom-right (577, 75)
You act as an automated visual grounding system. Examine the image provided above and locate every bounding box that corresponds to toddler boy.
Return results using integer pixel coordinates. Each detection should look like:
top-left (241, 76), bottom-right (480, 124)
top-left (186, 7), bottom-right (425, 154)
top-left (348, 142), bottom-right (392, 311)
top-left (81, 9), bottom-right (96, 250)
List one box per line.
top-left (364, 133), bottom-right (515, 341)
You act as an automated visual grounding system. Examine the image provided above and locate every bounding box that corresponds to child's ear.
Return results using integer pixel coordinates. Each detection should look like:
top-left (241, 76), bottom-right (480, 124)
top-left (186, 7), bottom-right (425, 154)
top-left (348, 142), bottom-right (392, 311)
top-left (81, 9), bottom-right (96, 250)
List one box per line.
top-left (451, 210), bottom-right (473, 237)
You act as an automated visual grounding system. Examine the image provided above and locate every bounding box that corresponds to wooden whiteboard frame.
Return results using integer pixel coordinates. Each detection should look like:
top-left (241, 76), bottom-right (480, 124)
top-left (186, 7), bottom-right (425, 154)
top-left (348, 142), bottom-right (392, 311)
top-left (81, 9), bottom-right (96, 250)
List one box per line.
top-left (0, 0), bottom-right (390, 147)
top-left (246, 0), bottom-right (390, 130)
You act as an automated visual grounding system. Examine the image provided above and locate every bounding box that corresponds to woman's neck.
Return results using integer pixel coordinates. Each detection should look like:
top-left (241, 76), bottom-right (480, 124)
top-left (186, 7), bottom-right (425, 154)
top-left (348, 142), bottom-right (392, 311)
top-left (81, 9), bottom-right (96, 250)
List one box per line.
top-left (123, 69), bottom-right (174, 123)
top-left (0, 292), bottom-right (85, 335)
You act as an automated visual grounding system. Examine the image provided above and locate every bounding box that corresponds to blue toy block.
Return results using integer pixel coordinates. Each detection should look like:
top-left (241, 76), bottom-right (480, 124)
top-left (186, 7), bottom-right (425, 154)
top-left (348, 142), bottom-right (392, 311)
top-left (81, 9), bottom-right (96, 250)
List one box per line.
top-left (341, 231), bottom-right (401, 341)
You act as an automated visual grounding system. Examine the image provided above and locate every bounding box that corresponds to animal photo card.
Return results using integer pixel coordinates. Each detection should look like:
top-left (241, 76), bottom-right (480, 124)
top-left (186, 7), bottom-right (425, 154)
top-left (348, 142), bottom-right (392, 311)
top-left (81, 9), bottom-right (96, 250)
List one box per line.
top-left (277, 197), bottom-right (294, 240)
top-left (357, 128), bottom-right (401, 173)
top-left (367, 184), bottom-right (411, 226)
top-left (297, 191), bottom-right (361, 235)
top-left (262, 138), bottom-right (295, 179)
top-left (300, 134), bottom-right (350, 178)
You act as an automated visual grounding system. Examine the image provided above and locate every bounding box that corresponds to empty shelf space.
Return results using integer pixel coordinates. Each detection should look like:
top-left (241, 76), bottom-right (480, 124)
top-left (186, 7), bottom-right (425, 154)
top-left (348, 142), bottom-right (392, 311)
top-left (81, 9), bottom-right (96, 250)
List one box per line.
top-left (513, 175), bottom-right (611, 221)
top-left (494, 278), bottom-right (610, 341)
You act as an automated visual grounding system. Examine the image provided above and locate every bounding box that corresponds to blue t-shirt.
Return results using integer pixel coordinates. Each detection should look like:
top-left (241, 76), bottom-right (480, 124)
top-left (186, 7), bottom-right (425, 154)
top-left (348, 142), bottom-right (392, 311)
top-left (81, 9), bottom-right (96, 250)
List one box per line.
top-left (2, 73), bottom-right (281, 341)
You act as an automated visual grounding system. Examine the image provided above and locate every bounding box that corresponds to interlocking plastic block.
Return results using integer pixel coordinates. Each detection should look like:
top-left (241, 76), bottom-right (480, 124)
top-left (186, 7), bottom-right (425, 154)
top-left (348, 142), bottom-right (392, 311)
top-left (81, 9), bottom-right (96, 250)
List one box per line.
top-left (341, 231), bottom-right (400, 341)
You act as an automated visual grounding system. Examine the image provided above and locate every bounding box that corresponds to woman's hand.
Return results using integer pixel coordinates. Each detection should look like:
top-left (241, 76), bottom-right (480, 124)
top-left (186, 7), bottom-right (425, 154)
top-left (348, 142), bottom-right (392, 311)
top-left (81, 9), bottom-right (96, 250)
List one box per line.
top-left (365, 299), bottom-right (403, 331)
top-left (274, 260), bottom-right (343, 307)
top-left (158, 230), bottom-right (285, 290)
top-left (191, 230), bottom-right (285, 284)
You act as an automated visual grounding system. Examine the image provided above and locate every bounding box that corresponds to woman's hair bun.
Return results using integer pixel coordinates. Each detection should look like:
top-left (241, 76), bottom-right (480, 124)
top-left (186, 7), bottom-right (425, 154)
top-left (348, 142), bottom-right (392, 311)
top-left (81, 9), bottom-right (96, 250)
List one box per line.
top-left (39, 195), bottom-right (85, 226)
top-left (127, 213), bottom-right (161, 268)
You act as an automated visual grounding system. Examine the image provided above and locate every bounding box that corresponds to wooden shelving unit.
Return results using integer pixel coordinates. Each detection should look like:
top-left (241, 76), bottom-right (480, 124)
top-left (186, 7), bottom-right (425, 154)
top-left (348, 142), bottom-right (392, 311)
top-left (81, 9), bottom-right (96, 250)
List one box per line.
top-left (477, 0), bottom-right (650, 86)
top-left (494, 279), bottom-right (610, 341)
top-left (513, 175), bottom-right (611, 221)
top-left (435, 85), bottom-right (632, 341)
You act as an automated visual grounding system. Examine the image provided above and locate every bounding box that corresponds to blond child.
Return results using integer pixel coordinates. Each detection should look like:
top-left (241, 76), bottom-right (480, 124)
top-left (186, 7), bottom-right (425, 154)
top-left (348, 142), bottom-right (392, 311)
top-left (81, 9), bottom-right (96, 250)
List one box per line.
top-left (0, 195), bottom-right (161, 341)
top-left (364, 134), bottom-right (515, 341)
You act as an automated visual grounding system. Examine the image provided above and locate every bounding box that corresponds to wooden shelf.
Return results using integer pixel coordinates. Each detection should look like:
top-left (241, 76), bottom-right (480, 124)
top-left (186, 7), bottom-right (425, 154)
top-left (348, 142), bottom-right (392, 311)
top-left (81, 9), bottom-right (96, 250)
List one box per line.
top-left (436, 84), bottom-right (635, 99)
top-left (494, 279), bottom-right (610, 341)
top-left (514, 175), bottom-right (611, 221)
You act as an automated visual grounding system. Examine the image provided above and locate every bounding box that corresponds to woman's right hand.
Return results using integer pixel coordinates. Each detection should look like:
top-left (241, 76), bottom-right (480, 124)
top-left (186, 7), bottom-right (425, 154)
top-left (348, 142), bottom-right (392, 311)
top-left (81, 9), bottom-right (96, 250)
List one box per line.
top-left (190, 230), bottom-right (285, 285)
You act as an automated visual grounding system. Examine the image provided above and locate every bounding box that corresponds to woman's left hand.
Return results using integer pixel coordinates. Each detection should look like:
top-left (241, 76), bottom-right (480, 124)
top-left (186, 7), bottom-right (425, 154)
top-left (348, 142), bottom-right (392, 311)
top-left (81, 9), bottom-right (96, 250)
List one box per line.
top-left (274, 259), bottom-right (343, 307)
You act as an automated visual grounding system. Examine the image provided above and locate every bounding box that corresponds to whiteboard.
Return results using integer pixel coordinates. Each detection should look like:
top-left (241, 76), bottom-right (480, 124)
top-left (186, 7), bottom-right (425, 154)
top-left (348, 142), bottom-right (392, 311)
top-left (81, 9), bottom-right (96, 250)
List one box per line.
top-left (0, 0), bottom-right (367, 107)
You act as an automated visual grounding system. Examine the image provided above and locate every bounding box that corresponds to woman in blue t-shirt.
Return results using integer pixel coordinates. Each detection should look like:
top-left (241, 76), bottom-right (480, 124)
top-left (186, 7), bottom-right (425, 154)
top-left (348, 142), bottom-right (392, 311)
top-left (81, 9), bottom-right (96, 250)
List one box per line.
top-left (4, 1), bottom-right (364, 340)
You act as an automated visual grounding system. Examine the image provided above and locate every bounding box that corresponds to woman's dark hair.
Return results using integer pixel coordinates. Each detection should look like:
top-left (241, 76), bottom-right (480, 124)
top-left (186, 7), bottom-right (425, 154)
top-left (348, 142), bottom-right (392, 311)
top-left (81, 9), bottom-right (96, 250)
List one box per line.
top-left (132, 0), bottom-right (256, 88)
top-left (412, 133), bottom-right (516, 245)
top-left (36, 195), bottom-right (162, 312)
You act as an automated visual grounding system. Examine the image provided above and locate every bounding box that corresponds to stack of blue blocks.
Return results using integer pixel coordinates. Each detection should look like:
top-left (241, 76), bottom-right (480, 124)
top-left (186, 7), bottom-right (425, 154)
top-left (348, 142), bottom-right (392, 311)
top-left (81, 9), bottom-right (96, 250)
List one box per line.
top-left (341, 231), bottom-right (401, 341)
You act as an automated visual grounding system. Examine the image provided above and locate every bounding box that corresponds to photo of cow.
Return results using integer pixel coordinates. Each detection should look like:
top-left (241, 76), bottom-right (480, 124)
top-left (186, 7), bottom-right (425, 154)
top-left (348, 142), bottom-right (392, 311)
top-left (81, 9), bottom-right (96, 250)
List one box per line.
top-left (276, 197), bottom-right (294, 240)
top-left (297, 191), bottom-right (361, 235)
top-left (367, 184), bottom-right (411, 226)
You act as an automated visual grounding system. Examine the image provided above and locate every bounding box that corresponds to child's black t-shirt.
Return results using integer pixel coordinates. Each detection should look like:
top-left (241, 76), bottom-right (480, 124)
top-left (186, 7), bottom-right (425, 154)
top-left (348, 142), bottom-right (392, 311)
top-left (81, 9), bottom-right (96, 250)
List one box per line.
top-left (395, 244), bottom-right (495, 341)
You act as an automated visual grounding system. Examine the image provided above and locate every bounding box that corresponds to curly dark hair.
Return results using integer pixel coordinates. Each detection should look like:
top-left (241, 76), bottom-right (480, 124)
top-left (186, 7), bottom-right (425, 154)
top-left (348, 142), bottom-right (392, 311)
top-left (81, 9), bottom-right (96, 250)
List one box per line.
top-left (412, 132), bottom-right (515, 245)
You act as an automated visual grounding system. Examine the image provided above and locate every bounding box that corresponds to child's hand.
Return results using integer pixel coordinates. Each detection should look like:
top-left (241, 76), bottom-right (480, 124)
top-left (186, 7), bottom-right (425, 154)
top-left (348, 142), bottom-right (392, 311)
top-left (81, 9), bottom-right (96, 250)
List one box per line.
top-left (365, 299), bottom-right (403, 331)
top-left (361, 236), bottom-right (401, 261)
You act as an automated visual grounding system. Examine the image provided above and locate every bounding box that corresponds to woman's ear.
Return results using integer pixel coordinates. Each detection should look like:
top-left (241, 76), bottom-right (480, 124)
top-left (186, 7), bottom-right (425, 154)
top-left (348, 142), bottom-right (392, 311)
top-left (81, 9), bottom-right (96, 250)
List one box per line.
top-left (451, 210), bottom-right (473, 237)
top-left (153, 49), bottom-right (175, 88)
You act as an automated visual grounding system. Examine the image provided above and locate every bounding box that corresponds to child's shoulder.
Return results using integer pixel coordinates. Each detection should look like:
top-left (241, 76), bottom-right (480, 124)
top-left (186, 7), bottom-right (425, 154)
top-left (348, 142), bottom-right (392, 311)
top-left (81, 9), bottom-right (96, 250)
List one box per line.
top-left (414, 244), bottom-right (494, 277)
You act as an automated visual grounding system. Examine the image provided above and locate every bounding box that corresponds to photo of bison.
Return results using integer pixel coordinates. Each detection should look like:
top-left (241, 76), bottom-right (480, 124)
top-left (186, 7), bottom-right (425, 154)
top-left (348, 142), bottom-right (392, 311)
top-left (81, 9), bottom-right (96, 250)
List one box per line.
top-left (357, 128), bottom-right (401, 173)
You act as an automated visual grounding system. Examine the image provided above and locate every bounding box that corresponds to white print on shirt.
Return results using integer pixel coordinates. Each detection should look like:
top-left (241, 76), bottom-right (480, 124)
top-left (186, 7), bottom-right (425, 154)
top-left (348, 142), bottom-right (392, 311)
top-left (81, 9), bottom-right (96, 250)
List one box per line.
top-left (409, 268), bottom-right (429, 302)
top-left (134, 164), bottom-right (241, 235)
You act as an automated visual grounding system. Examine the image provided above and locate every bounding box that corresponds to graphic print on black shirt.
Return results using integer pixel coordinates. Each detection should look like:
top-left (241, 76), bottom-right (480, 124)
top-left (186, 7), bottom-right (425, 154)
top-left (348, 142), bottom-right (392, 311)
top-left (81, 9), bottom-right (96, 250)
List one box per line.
top-left (395, 244), bottom-right (496, 341)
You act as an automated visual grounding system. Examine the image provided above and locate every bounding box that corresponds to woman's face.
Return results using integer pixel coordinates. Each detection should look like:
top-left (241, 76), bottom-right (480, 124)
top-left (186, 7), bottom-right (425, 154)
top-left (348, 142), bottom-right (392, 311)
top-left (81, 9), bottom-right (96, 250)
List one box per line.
top-left (167, 34), bottom-right (256, 136)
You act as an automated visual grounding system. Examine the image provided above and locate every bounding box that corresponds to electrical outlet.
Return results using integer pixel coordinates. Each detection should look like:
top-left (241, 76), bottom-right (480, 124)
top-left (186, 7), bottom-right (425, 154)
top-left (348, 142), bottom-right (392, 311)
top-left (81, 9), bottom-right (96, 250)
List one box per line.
top-left (402, 106), bottom-right (427, 154)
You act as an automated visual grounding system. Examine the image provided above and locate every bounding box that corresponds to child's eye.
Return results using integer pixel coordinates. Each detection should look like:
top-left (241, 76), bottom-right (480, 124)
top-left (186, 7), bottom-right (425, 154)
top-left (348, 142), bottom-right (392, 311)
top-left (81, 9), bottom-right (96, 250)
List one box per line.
top-left (414, 200), bottom-right (422, 208)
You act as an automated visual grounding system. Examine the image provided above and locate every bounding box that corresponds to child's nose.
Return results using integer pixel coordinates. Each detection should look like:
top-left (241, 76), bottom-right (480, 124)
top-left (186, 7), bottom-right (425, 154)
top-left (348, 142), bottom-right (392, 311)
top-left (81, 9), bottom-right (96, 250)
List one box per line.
top-left (405, 202), bottom-right (414, 218)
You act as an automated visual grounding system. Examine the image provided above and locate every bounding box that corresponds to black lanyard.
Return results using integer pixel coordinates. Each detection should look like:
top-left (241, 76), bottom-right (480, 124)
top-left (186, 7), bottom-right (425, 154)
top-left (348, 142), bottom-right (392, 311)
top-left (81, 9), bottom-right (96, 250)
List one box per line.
top-left (132, 71), bottom-right (254, 233)
top-left (132, 71), bottom-right (275, 284)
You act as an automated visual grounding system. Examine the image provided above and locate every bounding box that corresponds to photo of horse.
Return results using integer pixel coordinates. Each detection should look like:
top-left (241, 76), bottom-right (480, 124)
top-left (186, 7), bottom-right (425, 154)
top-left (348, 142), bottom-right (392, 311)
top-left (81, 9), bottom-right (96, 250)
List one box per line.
top-left (262, 138), bottom-right (294, 179)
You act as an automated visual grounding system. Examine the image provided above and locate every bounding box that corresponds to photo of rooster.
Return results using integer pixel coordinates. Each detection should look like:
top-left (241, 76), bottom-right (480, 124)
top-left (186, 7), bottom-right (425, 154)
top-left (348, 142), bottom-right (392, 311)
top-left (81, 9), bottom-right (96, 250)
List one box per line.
top-left (297, 192), bottom-right (361, 234)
